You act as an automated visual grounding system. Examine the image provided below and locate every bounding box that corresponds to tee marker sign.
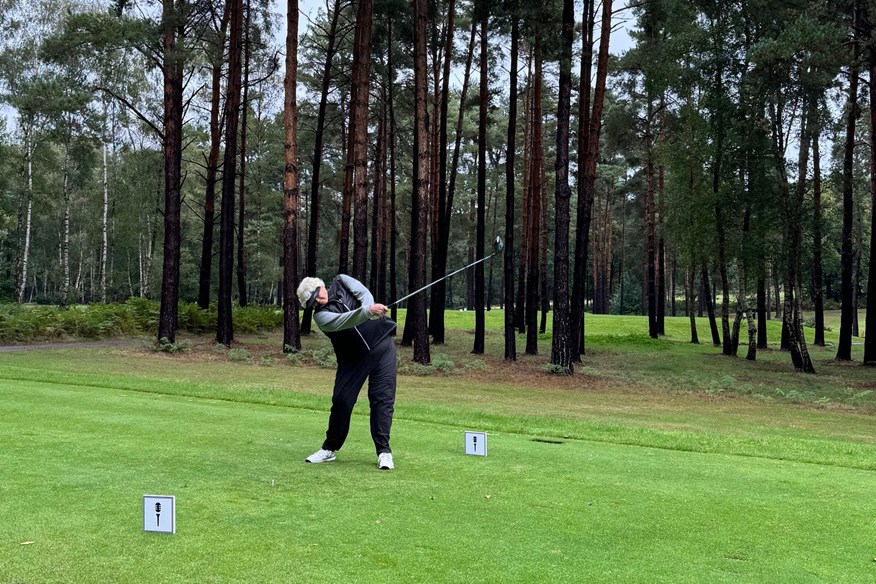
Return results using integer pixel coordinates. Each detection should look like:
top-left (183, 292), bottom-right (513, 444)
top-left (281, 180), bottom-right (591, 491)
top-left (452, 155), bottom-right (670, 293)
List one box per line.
top-left (144, 495), bottom-right (176, 534)
top-left (465, 431), bottom-right (487, 456)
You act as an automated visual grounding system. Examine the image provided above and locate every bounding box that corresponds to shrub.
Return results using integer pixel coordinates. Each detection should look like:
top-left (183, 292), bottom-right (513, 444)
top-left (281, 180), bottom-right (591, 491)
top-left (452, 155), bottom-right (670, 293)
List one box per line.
top-left (314, 346), bottom-right (337, 369)
top-left (464, 359), bottom-right (489, 372)
top-left (285, 353), bottom-right (303, 366)
top-left (544, 363), bottom-right (570, 375)
top-left (259, 356), bottom-right (276, 367)
top-left (156, 337), bottom-right (190, 353)
top-left (228, 348), bottom-right (251, 362)
top-left (432, 355), bottom-right (455, 373)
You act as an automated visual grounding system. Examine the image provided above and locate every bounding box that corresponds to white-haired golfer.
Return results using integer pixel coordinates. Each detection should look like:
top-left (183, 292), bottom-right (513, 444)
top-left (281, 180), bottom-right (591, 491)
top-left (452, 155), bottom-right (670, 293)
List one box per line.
top-left (297, 274), bottom-right (397, 470)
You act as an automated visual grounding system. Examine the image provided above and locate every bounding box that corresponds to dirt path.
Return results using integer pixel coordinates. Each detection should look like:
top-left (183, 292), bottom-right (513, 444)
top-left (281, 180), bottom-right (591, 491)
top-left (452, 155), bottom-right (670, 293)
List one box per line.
top-left (0, 340), bottom-right (135, 353)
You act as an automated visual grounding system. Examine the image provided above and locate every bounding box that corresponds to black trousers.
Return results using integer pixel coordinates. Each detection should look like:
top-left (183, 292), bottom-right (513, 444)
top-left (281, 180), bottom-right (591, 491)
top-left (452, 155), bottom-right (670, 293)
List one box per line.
top-left (322, 336), bottom-right (396, 455)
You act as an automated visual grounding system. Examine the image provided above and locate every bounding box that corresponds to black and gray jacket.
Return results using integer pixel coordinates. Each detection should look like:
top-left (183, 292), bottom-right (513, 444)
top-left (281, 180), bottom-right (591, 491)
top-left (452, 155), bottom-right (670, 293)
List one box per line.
top-left (314, 275), bottom-right (396, 365)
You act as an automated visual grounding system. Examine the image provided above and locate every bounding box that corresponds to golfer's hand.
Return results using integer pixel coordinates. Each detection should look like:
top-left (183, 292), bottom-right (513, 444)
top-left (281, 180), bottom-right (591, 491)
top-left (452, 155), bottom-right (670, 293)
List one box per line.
top-left (369, 303), bottom-right (388, 317)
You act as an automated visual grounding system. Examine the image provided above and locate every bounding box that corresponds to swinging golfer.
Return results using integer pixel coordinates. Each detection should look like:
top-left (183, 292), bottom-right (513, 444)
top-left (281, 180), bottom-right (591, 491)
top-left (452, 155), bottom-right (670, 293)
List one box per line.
top-left (297, 274), bottom-right (398, 470)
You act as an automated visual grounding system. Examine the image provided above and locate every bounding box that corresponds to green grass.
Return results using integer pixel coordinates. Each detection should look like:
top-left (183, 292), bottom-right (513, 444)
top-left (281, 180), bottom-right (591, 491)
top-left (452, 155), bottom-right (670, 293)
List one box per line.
top-left (2, 312), bottom-right (875, 582)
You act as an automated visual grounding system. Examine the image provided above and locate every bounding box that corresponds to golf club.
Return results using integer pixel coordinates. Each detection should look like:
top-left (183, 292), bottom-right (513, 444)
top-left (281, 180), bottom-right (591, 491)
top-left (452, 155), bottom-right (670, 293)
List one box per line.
top-left (387, 236), bottom-right (504, 308)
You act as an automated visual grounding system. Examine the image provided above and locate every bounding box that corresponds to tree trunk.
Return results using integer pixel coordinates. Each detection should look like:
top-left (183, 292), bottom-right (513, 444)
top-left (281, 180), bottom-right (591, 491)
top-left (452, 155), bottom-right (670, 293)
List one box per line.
top-left (236, 0), bottom-right (251, 307)
top-left (504, 9), bottom-right (519, 361)
top-left (388, 19), bottom-right (399, 327)
top-left (702, 266), bottom-right (721, 346)
top-left (757, 276), bottom-right (768, 348)
top-left (525, 37), bottom-right (543, 355)
top-left (345, 0), bottom-right (373, 281)
top-left (571, 0), bottom-right (612, 357)
top-left (550, 0), bottom-right (575, 373)
top-left (428, 0), bottom-right (458, 342)
top-left (61, 146), bottom-right (70, 307)
top-left (515, 50), bottom-right (532, 333)
top-left (837, 12), bottom-right (859, 361)
top-left (645, 99), bottom-right (657, 339)
top-left (687, 267), bottom-right (699, 343)
top-left (217, 0), bottom-right (244, 346)
top-left (432, 17), bottom-right (476, 342)
top-left (406, 0), bottom-right (430, 364)
top-left (812, 125), bottom-right (824, 346)
top-left (473, 4), bottom-right (488, 354)
top-left (198, 2), bottom-right (230, 310)
top-left (101, 142), bottom-right (109, 303)
top-left (282, 0), bottom-right (301, 352)
top-left (657, 101), bottom-right (666, 335)
top-left (864, 38), bottom-right (876, 365)
top-left (302, 0), bottom-right (342, 334)
top-left (17, 132), bottom-right (33, 304)
top-left (158, 0), bottom-right (185, 344)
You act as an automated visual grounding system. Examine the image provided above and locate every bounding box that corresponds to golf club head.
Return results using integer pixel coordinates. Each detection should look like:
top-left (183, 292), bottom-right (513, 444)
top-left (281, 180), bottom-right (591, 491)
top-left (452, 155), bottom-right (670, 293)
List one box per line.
top-left (494, 236), bottom-right (504, 254)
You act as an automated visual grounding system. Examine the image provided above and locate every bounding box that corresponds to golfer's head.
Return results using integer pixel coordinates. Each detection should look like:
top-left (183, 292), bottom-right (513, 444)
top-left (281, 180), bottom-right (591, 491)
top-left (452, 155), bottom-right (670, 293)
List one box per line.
top-left (297, 277), bottom-right (326, 309)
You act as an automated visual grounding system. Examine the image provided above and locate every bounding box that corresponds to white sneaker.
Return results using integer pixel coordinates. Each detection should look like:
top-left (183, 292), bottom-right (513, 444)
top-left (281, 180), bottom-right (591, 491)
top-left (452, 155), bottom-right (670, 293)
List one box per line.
top-left (305, 449), bottom-right (336, 463)
top-left (377, 452), bottom-right (394, 470)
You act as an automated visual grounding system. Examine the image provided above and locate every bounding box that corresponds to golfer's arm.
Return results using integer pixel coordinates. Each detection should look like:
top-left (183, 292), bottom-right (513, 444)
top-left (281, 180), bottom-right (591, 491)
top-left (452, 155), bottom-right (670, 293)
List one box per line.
top-left (339, 274), bottom-right (375, 306)
top-left (313, 307), bottom-right (372, 333)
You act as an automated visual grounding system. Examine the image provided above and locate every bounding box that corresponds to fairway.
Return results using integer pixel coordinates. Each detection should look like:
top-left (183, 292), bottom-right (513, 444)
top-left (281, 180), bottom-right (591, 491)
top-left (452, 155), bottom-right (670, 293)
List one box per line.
top-left (2, 338), bottom-right (875, 583)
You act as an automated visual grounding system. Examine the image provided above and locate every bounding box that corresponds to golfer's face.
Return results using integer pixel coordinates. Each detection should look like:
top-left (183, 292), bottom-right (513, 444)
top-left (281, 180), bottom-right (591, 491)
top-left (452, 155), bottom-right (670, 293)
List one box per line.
top-left (315, 286), bottom-right (328, 306)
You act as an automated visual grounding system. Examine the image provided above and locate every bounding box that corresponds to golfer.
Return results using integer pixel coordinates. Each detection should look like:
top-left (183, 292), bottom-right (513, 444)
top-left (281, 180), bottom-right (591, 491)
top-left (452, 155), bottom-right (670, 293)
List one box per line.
top-left (297, 274), bottom-right (398, 470)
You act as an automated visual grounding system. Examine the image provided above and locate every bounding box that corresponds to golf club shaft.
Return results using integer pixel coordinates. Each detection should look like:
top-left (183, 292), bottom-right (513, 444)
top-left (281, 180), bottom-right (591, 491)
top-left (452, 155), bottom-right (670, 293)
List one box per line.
top-left (387, 252), bottom-right (497, 308)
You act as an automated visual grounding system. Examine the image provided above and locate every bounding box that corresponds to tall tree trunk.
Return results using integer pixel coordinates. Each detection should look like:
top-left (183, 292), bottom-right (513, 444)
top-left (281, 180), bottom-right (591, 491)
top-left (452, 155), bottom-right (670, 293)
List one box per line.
top-left (17, 132), bottom-right (33, 304)
top-left (432, 17), bottom-right (477, 340)
top-left (472, 4), bottom-right (488, 354)
top-left (302, 0), bottom-right (342, 334)
top-left (515, 50), bottom-right (532, 333)
top-left (388, 18), bottom-right (399, 327)
top-left (158, 0), bottom-right (185, 344)
top-left (427, 0), bottom-right (457, 342)
top-left (406, 0), bottom-right (430, 363)
top-left (571, 0), bottom-right (612, 357)
top-left (282, 0), bottom-right (301, 352)
top-left (837, 9), bottom-right (859, 361)
top-left (687, 266), bottom-right (699, 343)
top-left (346, 0), bottom-right (373, 281)
top-left (550, 0), bottom-right (575, 372)
top-left (370, 89), bottom-right (386, 296)
top-left (525, 37), bottom-right (543, 355)
top-left (812, 125), bottom-right (824, 346)
top-left (702, 266), bottom-right (721, 346)
top-left (757, 276), bottom-right (768, 348)
top-left (101, 142), bottom-right (109, 303)
top-left (237, 0), bottom-right (251, 307)
top-left (198, 2), bottom-right (230, 309)
top-left (645, 99), bottom-right (657, 339)
top-left (61, 145), bottom-right (70, 308)
top-left (504, 9), bottom-right (519, 361)
top-left (864, 38), bottom-right (876, 365)
top-left (657, 100), bottom-right (666, 335)
top-left (217, 0), bottom-right (244, 346)
top-left (776, 96), bottom-right (815, 373)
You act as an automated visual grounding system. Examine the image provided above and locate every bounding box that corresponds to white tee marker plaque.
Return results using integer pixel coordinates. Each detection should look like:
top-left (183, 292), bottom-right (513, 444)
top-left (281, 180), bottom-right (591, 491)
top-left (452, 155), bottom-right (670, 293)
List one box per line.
top-left (144, 495), bottom-right (176, 534)
top-left (465, 431), bottom-right (487, 456)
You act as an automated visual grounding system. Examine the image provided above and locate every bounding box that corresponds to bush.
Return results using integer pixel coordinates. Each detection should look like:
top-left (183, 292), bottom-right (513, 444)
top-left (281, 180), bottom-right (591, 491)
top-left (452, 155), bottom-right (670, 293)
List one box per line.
top-left (314, 346), bottom-right (337, 369)
top-left (228, 348), bottom-right (251, 362)
top-left (259, 356), bottom-right (276, 367)
top-left (544, 363), bottom-right (570, 375)
top-left (156, 337), bottom-right (190, 353)
top-left (464, 359), bottom-right (489, 372)
top-left (285, 353), bottom-right (303, 366)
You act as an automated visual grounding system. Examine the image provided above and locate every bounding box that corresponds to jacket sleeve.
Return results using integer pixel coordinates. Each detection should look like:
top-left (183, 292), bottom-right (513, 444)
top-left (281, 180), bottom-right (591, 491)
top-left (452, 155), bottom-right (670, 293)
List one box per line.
top-left (338, 274), bottom-right (375, 306)
top-left (313, 275), bottom-right (376, 333)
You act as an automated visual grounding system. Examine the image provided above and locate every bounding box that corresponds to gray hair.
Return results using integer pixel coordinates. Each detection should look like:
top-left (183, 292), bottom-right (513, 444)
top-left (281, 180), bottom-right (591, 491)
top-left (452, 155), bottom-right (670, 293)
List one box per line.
top-left (296, 277), bottom-right (325, 309)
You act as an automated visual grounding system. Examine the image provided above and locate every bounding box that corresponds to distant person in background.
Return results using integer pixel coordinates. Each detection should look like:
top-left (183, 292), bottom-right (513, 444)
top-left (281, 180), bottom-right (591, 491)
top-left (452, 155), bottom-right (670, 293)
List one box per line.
top-left (297, 274), bottom-right (398, 470)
